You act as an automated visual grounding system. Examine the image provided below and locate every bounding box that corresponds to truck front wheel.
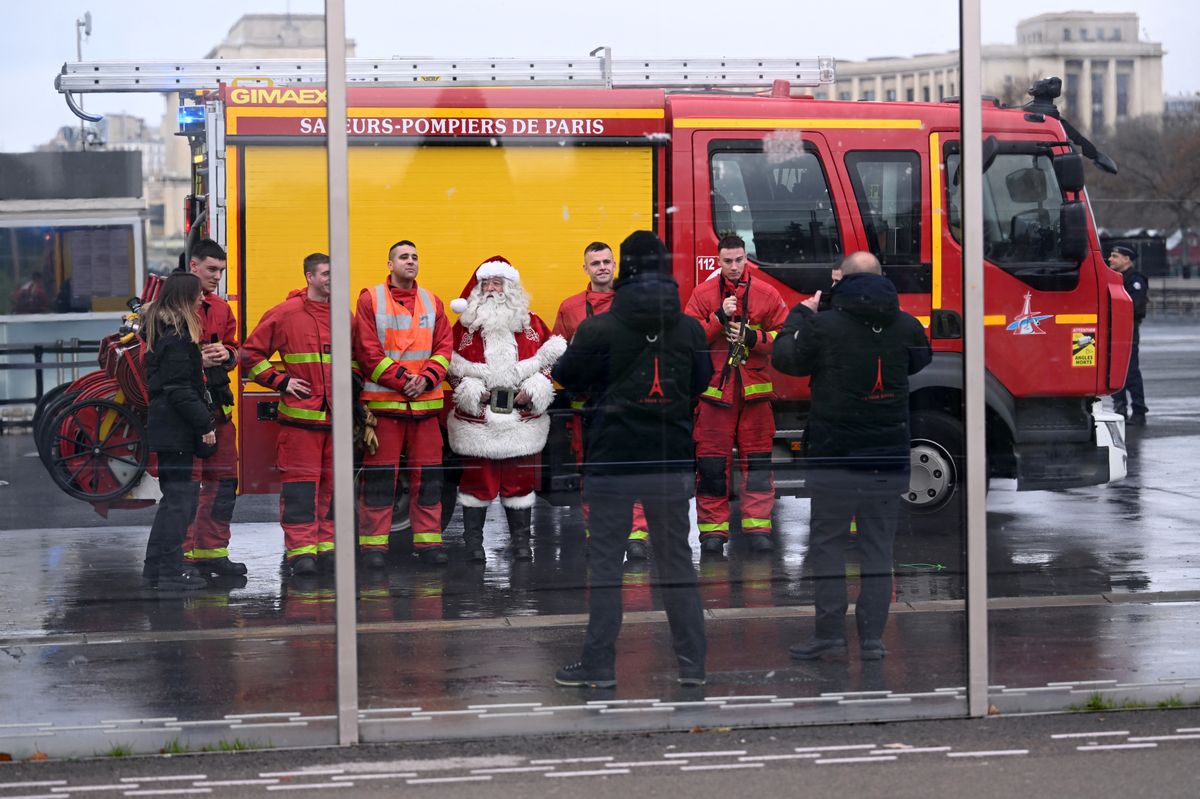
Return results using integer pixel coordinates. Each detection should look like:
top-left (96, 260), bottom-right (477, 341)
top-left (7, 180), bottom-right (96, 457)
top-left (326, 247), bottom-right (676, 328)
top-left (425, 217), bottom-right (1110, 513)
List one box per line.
top-left (907, 410), bottom-right (964, 530)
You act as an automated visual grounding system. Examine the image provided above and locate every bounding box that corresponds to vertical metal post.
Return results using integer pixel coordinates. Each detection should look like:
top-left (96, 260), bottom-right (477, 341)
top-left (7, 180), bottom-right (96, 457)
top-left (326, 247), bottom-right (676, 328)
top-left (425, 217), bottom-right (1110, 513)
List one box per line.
top-left (960, 0), bottom-right (989, 717)
top-left (325, 0), bottom-right (359, 745)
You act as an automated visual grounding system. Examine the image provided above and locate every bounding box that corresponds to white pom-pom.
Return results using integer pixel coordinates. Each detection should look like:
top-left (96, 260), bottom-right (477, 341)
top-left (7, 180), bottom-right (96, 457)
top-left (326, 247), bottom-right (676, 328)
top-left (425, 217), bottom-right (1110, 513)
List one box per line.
top-left (450, 297), bottom-right (468, 314)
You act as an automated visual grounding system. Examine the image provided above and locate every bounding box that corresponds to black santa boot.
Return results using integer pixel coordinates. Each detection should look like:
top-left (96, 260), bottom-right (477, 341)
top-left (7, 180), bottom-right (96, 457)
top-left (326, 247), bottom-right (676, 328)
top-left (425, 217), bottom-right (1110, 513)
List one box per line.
top-left (504, 505), bottom-right (534, 561)
top-left (462, 506), bottom-right (488, 563)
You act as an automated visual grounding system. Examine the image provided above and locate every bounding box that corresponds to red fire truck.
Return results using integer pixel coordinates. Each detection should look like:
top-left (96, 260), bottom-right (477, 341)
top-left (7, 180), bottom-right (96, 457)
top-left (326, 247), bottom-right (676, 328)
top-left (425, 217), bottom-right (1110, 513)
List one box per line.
top-left (56, 56), bottom-right (1132, 526)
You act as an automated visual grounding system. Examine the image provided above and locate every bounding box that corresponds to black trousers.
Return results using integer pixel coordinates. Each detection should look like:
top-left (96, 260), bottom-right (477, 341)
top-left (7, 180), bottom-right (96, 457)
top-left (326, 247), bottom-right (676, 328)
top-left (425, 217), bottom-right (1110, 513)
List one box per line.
top-left (1114, 324), bottom-right (1147, 415)
top-left (807, 490), bottom-right (900, 641)
top-left (581, 472), bottom-right (706, 671)
top-left (144, 450), bottom-right (200, 578)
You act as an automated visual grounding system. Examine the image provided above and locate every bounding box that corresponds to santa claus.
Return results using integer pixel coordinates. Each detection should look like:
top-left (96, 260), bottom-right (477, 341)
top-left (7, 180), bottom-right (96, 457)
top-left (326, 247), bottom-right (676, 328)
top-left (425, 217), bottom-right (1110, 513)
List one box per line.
top-left (448, 256), bottom-right (567, 561)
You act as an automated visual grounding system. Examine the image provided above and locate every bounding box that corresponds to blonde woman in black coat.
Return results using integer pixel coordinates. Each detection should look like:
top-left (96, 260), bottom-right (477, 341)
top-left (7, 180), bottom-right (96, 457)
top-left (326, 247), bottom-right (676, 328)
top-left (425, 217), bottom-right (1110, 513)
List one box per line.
top-left (141, 273), bottom-right (216, 591)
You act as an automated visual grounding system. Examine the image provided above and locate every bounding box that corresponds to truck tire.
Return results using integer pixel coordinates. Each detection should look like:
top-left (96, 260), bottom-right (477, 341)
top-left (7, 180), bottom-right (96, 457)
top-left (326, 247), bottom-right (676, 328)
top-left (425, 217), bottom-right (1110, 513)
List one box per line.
top-left (906, 410), bottom-right (964, 533)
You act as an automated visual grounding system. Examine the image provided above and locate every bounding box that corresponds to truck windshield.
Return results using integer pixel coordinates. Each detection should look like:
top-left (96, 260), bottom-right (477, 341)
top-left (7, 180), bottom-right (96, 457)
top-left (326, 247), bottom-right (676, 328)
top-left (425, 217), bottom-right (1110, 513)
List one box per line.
top-left (946, 148), bottom-right (1081, 290)
top-left (711, 147), bottom-right (842, 294)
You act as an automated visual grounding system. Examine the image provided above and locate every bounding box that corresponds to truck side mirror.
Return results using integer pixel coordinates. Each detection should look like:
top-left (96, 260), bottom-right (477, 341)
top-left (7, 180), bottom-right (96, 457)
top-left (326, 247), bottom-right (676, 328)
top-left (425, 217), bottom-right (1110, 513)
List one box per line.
top-left (1059, 201), bottom-right (1088, 261)
top-left (1054, 152), bottom-right (1085, 193)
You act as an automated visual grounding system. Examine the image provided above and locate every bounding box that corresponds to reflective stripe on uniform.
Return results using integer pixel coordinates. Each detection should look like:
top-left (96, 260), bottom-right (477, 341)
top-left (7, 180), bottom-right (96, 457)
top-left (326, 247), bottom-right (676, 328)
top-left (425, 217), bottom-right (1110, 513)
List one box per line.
top-left (287, 544), bottom-right (319, 558)
top-left (698, 522), bottom-right (729, 533)
top-left (364, 398), bottom-right (445, 411)
top-left (413, 532), bottom-right (443, 544)
top-left (248, 360), bottom-right (273, 378)
top-left (186, 547), bottom-right (229, 560)
top-left (278, 402), bottom-right (327, 421)
top-left (741, 517), bottom-right (772, 530)
top-left (358, 534), bottom-right (389, 547)
top-left (629, 529), bottom-right (649, 541)
top-left (744, 382), bottom-right (773, 397)
top-left (430, 354), bottom-right (450, 370)
top-left (703, 386), bottom-right (724, 399)
top-left (370, 357), bottom-right (395, 383)
top-left (283, 352), bottom-right (332, 364)
top-left (570, 399), bottom-right (586, 410)
top-left (316, 541), bottom-right (335, 553)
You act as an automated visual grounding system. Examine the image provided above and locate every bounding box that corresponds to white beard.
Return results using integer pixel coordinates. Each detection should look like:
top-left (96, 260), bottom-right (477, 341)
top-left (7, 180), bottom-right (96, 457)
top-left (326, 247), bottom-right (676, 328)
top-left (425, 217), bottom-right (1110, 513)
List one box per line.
top-left (460, 283), bottom-right (531, 334)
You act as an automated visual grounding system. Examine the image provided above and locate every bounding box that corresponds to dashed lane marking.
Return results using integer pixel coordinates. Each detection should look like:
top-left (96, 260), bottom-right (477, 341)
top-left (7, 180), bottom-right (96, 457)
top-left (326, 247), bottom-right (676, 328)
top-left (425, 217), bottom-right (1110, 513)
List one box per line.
top-left (1077, 743), bottom-right (1159, 751)
top-left (405, 776), bottom-right (494, 785)
top-left (50, 785), bottom-right (134, 793)
top-left (663, 750), bottom-right (747, 758)
top-left (545, 770), bottom-right (630, 778)
top-left (1128, 734), bottom-right (1200, 742)
top-left (266, 784), bottom-right (352, 792)
top-left (739, 754), bottom-right (822, 762)
top-left (0, 783), bottom-right (67, 789)
top-left (794, 744), bottom-right (876, 753)
top-left (328, 773), bottom-right (417, 781)
top-left (946, 750), bottom-right (1029, 758)
top-left (679, 763), bottom-right (764, 772)
top-left (191, 780), bottom-right (279, 787)
top-left (1050, 731), bottom-right (1130, 739)
top-left (122, 790), bottom-right (212, 797)
top-left (529, 756), bottom-right (613, 764)
top-left (868, 747), bottom-right (952, 755)
top-left (816, 756), bottom-right (898, 765)
top-left (258, 770), bottom-right (344, 778)
top-left (469, 767), bottom-right (555, 775)
top-left (606, 761), bottom-right (689, 767)
top-left (119, 776), bottom-right (206, 783)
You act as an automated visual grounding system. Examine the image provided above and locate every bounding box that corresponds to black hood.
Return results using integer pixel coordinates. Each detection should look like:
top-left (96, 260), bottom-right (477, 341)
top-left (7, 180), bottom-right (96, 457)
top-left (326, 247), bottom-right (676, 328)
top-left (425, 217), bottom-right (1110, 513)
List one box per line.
top-left (831, 272), bottom-right (899, 325)
top-left (610, 272), bottom-right (682, 333)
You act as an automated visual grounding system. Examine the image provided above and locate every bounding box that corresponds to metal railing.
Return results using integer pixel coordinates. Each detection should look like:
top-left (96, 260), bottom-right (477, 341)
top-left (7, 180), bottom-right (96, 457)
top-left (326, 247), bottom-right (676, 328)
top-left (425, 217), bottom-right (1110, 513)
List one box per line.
top-left (0, 340), bottom-right (99, 407)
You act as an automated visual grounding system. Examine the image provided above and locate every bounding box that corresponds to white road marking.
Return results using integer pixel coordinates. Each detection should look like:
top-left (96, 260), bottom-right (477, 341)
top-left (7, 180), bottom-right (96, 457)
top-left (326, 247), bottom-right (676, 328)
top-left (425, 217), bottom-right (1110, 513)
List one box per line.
top-left (405, 776), bottom-right (494, 785)
top-left (1077, 743), bottom-right (1158, 751)
top-left (817, 756), bottom-right (898, 765)
top-left (2, 794), bottom-right (64, 799)
top-left (469, 767), bottom-right (555, 775)
top-left (119, 777), bottom-right (206, 783)
top-left (225, 712), bottom-right (299, 720)
top-left (545, 770), bottom-right (630, 778)
top-left (328, 774), bottom-right (417, 781)
top-left (122, 790), bottom-right (213, 797)
top-left (946, 750), bottom-right (1029, 758)
top-left (51, 786), bottom-right (133, 793)
top-left (467, 703), bottom-right (544, 710)
top-left (680, 763), bottom-right (764, 772)
top-left (266, 784), bottom-right (352, 792)
top-left (794, 744), bottom-right (876, 753)
top-left (529, 756), bottom-right (613, 764)
top-left (606, 761), bottom-right (689, 768)
top-left (259, 770), bottom-right (344, 778)
top-left (191, 780), bottom-right (279, 787)
top-left (0, 783), bottom-right (67, 789)
top-left (477, 711), bottom-right (555, 719)
top-left (739, 754), bottom-right (822, 762)
top-left (868, 747), bottom-right (952, 755)
top-left (1050, 730), bottom-right (1130, 739)
top-left (663, 750), bottom-right (747, 758)
top-left (1177, 727), bottom-right (1200, 733)
top-left (357, 707), bottom-right (422, 715)
top-left (1128, 734), bottom-right (1200, 742)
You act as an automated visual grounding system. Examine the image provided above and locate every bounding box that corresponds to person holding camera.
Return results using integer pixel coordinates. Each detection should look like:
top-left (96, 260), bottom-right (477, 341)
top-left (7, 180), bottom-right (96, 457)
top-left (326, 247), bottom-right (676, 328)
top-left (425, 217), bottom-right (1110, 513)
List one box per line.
top-left (446, 256), bottom-right (567, 561)
top-left (141, 272), bottom-right (217, 592)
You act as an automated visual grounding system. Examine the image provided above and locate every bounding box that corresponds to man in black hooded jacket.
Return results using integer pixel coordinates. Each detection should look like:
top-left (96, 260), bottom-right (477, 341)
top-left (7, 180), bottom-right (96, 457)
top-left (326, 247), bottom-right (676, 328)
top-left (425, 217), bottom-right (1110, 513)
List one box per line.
top-left (551, 230), bottom-right (712, 688)
top-left (772, 251), bottom-right (931, 662)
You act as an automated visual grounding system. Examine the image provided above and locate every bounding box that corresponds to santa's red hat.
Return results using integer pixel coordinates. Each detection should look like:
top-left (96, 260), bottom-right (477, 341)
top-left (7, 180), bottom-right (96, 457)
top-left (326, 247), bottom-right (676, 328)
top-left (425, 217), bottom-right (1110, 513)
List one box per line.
top-left (449, 255), bottom-right (521, 314)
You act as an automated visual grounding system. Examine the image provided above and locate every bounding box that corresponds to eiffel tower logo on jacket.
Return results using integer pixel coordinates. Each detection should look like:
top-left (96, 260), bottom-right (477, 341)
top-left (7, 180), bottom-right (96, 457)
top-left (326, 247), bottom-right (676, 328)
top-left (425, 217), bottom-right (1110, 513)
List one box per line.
top-left (646, 355), bottom-right (666, 399)
top-left (866, 356), bottom-right (893, 400)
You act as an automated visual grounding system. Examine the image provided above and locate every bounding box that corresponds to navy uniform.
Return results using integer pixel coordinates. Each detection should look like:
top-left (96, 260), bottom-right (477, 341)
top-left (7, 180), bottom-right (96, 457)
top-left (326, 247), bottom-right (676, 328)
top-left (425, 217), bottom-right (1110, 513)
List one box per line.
top-left (1110, 244), bottom-right (1149, 424)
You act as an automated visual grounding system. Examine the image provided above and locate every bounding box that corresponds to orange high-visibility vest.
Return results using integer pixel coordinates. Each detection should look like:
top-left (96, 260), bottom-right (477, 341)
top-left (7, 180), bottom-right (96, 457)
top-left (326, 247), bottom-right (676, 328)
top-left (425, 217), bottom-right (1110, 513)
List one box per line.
top-left (361, 284), bottom-right (444, 412)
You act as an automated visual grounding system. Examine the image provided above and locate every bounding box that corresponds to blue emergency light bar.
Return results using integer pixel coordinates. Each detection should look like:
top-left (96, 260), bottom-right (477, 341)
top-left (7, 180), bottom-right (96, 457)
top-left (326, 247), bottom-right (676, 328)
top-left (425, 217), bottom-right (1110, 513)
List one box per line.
top-left (177, 105), bottom-right (205, 131)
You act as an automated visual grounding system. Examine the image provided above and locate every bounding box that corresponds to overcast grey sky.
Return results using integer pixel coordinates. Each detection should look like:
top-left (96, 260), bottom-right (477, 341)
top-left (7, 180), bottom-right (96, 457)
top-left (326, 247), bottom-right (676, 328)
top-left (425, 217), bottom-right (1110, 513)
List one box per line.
top-left (1, 0), bottom-right (1195, 151)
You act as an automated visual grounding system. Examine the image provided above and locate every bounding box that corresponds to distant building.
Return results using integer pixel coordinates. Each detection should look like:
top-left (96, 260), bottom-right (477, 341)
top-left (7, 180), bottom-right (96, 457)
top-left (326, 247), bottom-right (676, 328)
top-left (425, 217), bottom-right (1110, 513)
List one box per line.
top-left (1163, 92), bottom-right (1200, 120)
top-left (817, 11), bottom-right (1163, 136)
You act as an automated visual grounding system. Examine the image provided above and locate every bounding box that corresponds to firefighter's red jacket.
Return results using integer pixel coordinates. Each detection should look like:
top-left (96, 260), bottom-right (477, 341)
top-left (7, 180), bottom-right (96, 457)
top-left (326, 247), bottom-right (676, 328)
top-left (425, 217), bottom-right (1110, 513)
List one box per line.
top-left (551, 288), bottom-right (614, 341)
top-left (684, 266), bottom-right (789, 405)
top-left (242, 288), bottom-right (333, 428)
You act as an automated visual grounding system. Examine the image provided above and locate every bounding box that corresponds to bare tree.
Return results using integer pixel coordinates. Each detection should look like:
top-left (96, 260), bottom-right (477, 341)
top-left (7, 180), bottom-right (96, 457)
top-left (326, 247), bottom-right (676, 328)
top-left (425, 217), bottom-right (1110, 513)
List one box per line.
top-left (1088, 116), bottom-right (1200, 234)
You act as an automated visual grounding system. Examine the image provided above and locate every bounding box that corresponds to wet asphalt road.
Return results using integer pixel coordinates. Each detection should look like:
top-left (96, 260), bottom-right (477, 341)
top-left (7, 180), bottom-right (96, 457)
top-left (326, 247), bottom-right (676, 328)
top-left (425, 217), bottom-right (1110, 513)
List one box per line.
top-left (0, 318), bottom-right (1196, 756)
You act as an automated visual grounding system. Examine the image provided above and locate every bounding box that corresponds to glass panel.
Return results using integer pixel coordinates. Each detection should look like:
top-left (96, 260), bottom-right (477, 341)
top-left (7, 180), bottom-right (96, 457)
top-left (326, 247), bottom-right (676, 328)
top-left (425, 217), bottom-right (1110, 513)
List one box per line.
top-left (0, 6), bottom-right (339, 759)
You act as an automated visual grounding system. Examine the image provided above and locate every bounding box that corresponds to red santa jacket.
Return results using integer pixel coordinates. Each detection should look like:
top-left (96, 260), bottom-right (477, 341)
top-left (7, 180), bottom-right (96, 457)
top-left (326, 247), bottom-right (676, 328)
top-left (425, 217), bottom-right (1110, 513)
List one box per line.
top-left (447, 313), bottom-right (566, 460)
top-left (352, 279), bottom-right (453, 418)
top-left (684, 266), bottom-right (789, 405)
top-left (200, 291), bottom-right (239, 418)
top-left (242, 289), bottom-right (334, 429)
top-left (551, 287), bottom-right (615, 341)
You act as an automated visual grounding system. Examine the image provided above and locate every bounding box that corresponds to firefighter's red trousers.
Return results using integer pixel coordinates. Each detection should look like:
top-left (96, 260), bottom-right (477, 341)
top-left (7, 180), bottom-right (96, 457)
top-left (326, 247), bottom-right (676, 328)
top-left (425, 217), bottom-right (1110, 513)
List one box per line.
top-left (184, 418), bottom-right (238, 561)
top-left (357, 414), bottom-right (444, 551)
top-left (568, 414), bottom-right (648, 540)
top-left (458, 455), bottom-right (539, 507)
top-left (694, 395), bottom-right (775, 539)
top-left (276, 425), bottom-right (334, 561)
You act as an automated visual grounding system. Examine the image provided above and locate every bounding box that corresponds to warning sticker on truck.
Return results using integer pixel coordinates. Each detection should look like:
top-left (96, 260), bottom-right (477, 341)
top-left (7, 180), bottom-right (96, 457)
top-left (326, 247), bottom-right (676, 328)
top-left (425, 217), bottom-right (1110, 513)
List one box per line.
top-left (1072, 328), bottom-right (1097, 367)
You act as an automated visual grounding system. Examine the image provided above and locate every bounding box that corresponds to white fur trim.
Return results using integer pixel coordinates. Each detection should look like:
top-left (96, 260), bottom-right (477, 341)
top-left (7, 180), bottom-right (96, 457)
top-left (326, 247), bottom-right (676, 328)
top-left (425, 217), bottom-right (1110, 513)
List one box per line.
top-left (520, 372), bottom-right (555, 415)
top-left (476, 260), bottom-right (520, 283)
top-left (447, 411), bottom-right (550, 459)
top-left (458, 491), bottom-right (494, 508)
top-left (450, 351), bottom-right (490, 381)
top-left (500, 492), bottom-right (536, 509)
top-left (450, 297), bottom-right (468, 314)
top-left (451, 375), bottom-right (487, 415)
top-left (535, 334), bottom-right (567, 369)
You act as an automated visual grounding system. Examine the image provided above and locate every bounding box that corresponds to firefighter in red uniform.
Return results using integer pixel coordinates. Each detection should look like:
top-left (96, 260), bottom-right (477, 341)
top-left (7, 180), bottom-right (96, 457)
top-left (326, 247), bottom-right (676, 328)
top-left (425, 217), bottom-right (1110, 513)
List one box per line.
top-left (353, 240), bottom-right (454, 567)
top-left (242, 253), bottom-right (336, 578)
top-left (552, 241), bottom-right (650, 561)
top-left (685, 235), bottom-right (789, 556)
top-left (180, 239), bottom-right (247, 577)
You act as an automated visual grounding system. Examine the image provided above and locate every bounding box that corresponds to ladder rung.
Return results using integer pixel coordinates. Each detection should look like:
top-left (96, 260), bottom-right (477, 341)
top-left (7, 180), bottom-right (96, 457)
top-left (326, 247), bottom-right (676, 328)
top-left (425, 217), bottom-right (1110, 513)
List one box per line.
top-left (56, 56), bottom-right (836, 93)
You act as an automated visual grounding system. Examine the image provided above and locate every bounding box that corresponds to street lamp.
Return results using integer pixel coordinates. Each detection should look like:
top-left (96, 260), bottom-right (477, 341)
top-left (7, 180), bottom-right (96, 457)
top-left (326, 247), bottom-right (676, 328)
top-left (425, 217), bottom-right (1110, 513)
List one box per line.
top-left (75, 11), bottom-right (91, 150)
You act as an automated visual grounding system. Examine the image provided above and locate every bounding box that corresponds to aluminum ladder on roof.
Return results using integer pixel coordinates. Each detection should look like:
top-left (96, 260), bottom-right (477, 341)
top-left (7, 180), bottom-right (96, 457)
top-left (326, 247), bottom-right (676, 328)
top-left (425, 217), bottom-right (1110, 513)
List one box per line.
top-left (56, 49), bottom-right (836, 95)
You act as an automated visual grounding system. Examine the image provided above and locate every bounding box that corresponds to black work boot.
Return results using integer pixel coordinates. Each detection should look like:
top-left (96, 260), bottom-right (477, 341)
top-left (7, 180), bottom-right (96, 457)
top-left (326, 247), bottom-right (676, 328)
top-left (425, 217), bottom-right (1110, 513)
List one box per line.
top-left (189, 556), bottom-right (248, 577)
top-left (462, 506), bottom-right (488, 563)
top-left (504, 505), bottom-right (533, 561)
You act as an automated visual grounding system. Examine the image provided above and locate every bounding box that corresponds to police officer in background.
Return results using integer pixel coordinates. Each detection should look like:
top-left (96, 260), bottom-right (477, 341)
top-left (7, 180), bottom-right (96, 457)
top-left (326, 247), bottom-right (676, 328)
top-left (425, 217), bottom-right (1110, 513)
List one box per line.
top-left (1108, 244), bottom-right (1149, 426)
top-left (552, 230), bottom-right (711, 689)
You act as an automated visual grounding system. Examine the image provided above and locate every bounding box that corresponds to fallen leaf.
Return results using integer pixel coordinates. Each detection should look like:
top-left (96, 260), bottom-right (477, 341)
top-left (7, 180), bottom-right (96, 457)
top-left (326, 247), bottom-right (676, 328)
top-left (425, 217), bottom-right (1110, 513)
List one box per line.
top-left (0, 753), bottom-right (12, 762)
top-left (29, 751), bottom-right (48, 761)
